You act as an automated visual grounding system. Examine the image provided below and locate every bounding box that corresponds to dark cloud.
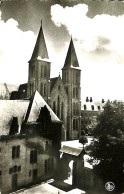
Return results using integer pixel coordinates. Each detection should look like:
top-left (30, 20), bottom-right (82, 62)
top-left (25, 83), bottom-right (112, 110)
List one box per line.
top-left (97, 36), bottom-right (111, 46)
top-left (91, 36), bottom-right (111, 56)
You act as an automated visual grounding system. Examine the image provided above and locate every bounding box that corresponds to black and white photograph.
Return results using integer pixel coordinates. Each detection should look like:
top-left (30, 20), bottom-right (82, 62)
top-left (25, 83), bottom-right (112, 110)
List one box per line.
top-left (0, 0), bottom-right (124, 193)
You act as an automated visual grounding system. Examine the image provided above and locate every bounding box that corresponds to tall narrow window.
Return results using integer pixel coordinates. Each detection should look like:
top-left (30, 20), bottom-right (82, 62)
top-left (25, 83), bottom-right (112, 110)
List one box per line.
top-left (57, 95), bottom-right (60, 118)
top-left (73, 88), bottom-right (75, 98)
top-left (44, 66), bottom-right (47, 77)
top-left (30, 150), bottom-right (37, 164)
top-left (44, 83), bottom-right (47, 96)
top-left (40, 83), bottom-right (43, 95)
top-left (41, 66), bottom-right (44, 78)
top-left (12, 146), bottom-right (20, 159)
top-left (76, 87), bottom-right (78, 98)
top-left (61, 102), bottom-right (64, 120)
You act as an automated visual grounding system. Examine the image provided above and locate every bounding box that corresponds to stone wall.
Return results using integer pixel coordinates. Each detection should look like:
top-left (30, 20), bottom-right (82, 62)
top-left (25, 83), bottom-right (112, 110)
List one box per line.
top-left (0, 135), bottom-right (57, 194)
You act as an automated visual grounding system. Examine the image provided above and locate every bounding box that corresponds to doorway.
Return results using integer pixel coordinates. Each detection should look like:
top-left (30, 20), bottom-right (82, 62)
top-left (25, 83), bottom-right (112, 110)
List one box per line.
top-left (12, 174), bottom-right (18, 191)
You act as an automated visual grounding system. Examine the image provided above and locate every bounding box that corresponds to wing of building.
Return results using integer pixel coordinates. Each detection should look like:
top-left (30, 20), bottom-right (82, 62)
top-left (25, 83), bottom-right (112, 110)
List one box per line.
top-left (0, 90), bottom-right (63, 194)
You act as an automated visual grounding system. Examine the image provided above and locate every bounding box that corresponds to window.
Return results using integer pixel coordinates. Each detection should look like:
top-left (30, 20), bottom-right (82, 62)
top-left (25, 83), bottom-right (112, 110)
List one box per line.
top-left (12, 146), bottom-right (20, 159)
top-left (65, 87), bottom-right (68, 95)
top-left (73, 119), bottom-right (78, 131)
top-left (57, 95), bottom-right (60, 118)
top-left (41, 66), bottom-right (44, 78)
top-left (84, 105), bottom-right (87, 110)
top-left (44, 83), bottom-right (47, 96)
top-left (46, 141), bottom-right (49, 150)
top-left (18, 166), bottom-right (21, 172)
top-left (44, 66), bottom-right (47, 77)
top-left (91, 105), bottom-right (94, 111)
top-left (30, 150), bottom-right (37, 164)
top-left (41, 83), bottom-right (43, 95)
top-left (61, 102), bottom-right (64, 120)
top-left (13, 165), bottom-right (17, 173)
top-left (98, 106), bottom-right (100, 111)
top-left (9, 168), bottom-right (13, 174)
top-left (73, 102), bottom-right (76, 115)
top-left (45, 158), bottom-right (54, 174)
top-left (31, 66), bottom-right (35, 77)
top-left (29, 170), bottom-right (32, 176)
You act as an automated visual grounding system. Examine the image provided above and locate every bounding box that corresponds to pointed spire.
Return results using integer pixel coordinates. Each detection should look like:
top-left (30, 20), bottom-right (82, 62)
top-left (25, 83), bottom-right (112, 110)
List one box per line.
top-left (62, 37), bottom-right (79, 69)
top-left (30, 20), bottom-right (49, 61)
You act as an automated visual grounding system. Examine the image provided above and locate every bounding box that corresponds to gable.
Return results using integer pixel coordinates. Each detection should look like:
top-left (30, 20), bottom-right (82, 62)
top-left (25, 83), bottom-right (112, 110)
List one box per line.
top-left (50, 76), bottom-right (68, 99)
top-left (25, 91), bottom-right (60, 123)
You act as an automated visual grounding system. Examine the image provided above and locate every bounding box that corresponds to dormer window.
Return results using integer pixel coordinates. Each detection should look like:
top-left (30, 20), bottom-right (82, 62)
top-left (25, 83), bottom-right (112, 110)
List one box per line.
top-left (98, 106), bottom-right (100, 111)
top-left (91, 105), bottom-right (94, 111)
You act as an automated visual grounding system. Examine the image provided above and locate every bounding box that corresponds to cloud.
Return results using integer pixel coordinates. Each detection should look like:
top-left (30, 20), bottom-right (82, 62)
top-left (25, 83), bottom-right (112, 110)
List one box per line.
top-left (51, 4), bottom-right (124, 55)
top-left (0, 10), bottom-right (36, 84)
top-left (51, 4), bottom-right (124, 101)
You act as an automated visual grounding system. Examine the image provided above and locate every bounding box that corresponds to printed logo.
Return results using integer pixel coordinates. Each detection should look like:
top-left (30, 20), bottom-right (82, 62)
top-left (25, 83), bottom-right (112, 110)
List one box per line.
top-left (105, 182), bottom-right (115, 191)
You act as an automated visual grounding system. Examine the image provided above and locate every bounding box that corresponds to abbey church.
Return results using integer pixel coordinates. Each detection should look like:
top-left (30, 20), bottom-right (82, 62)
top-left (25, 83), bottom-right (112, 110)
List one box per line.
top-left (11, 22), bottom-right (81, 140)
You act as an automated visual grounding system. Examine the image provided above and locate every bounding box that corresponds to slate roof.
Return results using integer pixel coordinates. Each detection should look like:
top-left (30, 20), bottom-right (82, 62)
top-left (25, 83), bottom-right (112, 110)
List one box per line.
top-left (24, 90), bottom-right (60, 123)
top-left (0, 91), bottom-right (60, 135)
top-left (30, 21), bottom-right (49, 62)
top-left (60, 145), bottom-right (83, 156)
top-left (50, 76), bottom-right (59, 92)
top-left (0, 100), bottom-right (29, 135)
top-left (62, 38), bottom-right (80, 69)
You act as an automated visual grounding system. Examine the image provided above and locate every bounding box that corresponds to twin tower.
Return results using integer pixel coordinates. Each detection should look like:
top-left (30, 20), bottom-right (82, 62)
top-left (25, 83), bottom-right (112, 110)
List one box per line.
top-left (27, 22), bottom-right (81, 140)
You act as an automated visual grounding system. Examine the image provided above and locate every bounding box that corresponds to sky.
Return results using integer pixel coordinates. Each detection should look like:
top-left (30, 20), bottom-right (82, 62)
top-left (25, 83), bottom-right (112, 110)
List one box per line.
top-left (0, 0), bottom-right (124, 101)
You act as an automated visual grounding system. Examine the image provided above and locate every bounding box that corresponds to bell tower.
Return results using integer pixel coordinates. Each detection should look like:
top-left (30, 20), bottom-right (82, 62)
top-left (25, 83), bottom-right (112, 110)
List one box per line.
top-left (62, 38), bottom-right (81, 140)
top-left (27, 21), bottom-right (50, 102)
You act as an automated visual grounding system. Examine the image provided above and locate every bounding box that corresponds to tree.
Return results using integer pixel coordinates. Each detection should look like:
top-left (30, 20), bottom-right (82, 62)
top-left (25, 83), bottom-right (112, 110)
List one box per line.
top-left (79, 135), bottom-right (88, 150)
top-left (87, 100), bottom-right (124, 192)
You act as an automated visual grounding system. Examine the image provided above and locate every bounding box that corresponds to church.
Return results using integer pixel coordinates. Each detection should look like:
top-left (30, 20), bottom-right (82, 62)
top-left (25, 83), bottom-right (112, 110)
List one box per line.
top-left (11, 21), bottom-right (81, 140)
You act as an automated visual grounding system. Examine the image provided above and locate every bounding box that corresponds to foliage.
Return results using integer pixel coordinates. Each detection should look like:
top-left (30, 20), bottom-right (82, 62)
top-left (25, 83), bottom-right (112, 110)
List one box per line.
top-left (87, 100), bottom-right (124, 191)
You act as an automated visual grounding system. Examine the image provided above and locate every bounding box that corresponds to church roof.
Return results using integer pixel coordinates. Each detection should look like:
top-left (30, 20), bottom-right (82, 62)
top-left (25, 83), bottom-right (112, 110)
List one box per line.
top-left (62, 38), bottom-right (80, 69)
top-left (50, 76), bottom-right (59, 92)
top-left (30, 21), bottom-right (49, 62)
top-left (24, 90), bottom-right (60, 123)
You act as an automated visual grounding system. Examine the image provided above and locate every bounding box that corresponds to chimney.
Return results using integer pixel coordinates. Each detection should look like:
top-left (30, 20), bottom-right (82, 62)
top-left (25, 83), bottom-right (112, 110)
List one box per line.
top-left (86, 97), bottom-right (89, 102)
top-left (102, 99), bottom-right (105, 103)
top-left (90, 97), bottom-right (93, 102)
